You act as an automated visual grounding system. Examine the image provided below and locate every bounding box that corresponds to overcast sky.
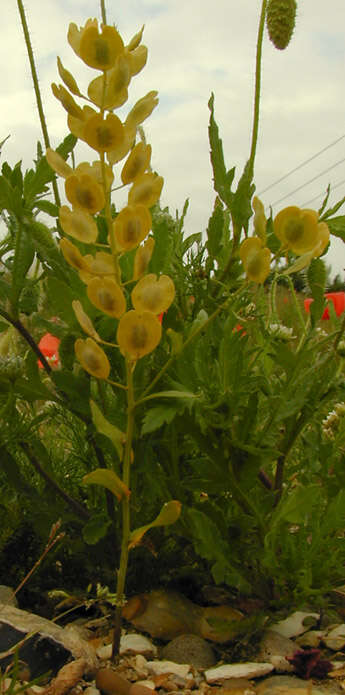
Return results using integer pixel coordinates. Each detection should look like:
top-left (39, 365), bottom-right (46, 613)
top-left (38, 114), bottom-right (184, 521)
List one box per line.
top-left (2, 0), bottom-right (345, 279)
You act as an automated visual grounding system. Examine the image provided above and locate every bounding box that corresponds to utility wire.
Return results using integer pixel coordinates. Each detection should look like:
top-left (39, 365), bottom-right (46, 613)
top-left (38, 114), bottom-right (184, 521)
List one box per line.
top-left (270, 156), bottom-right (345, 207)
top-left (301, 178), bottom-right (345, 208)
top-left (258, 133), bottom-right (345, 195)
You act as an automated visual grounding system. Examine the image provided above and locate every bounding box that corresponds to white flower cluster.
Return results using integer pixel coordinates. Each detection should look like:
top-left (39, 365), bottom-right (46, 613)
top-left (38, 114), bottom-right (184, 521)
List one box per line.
top-left (322, 402), bottom-right (345, 440)
top-left (268, 322), bottom-right (295, 341)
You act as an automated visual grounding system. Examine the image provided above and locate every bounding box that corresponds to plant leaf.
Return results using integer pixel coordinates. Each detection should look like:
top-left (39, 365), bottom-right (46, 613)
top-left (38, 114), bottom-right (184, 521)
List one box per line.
top-left (129, 500), bottom-right (181, 549)
top-left (90, 399), bottom-right (125, 461)
top-left (83, 468), bottom-right (130, 501)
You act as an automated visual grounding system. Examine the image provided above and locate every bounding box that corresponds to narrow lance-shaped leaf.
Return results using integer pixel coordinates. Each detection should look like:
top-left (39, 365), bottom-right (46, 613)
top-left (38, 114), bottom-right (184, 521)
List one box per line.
top-left (308, 257), bottom-right (326, 325)
top-left (129, 500), bottom-right (181, 549)
top-left (90, 399), bottom-right (125, 461)
top-left (83, 469), bottom-right (130, 501)
top-left (208, 93), bottom-right (234, 207)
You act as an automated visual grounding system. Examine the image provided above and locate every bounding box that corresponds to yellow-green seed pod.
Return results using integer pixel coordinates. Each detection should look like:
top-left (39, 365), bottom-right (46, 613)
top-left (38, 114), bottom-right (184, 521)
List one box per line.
top-left (266, 0), bottom-right (297, 50)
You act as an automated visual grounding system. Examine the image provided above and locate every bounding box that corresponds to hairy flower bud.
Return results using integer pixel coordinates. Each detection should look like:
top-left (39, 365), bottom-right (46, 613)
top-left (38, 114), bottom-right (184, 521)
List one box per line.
top-left (266, 0), bottom-right (297, 50)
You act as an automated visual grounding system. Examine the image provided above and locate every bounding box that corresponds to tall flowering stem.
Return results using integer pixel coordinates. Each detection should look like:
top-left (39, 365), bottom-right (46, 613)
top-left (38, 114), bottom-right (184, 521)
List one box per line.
top-left (46, 12), bottom-right (179, 661)
top-left (248, 0), bottom-right (268, 178)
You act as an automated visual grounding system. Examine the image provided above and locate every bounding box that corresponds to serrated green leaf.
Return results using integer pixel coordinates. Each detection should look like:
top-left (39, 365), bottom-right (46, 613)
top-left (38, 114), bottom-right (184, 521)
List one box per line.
top-left (231, 159), bottom-right (255, 234)
top-left (206, 201), bottom-right (224, 258)
top-left (82, 513), bottom-right (112, 545)
top-left (208, 93), bottom-right (234, 207)
top-left (141, 404), bottom-right (178, 435)
top-left (90, 400), bottom-right (125, 460)
top-left (326, 215), bottom-right (345, 242)
top-left (129, 500), bottom-right (181, 549)
top-left (83, 468), bottom-right (130, 501)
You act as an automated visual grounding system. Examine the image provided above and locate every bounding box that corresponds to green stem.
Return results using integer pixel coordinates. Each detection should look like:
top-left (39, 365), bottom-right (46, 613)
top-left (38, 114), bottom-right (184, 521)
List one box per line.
top-left (285, 275), bottom-right (306, 331)
top-left (112, 358), bottom-right (135, 661)
top-left (16, 0), bottom-right (61, 209)
top-left (100, 0), bottom-right (107, 24)
top-left (248, 0), bottom-right (268, 178)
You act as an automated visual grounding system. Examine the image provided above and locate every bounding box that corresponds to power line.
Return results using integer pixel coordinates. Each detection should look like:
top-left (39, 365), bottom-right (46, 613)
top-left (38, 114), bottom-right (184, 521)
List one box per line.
top-left (301, 178), bottom-right (345, 208)
top-left (258, 133), bottom-right (345, 195)
top-left (270, 156), bottom-right (345, 207)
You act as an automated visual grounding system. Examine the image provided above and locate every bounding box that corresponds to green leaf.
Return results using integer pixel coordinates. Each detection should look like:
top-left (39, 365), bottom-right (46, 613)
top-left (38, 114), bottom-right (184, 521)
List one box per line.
top-left (129, 500), bottom-right (181, 549)
top-left (34, 200), bottom-right (59, 217)
top-left (326, 215), bottom-right (345, 242)
top-left (187, 508), bottom-right (251, 591)
top-left (83, 468), bottom-right (130, 501)
top-left (141, 404), bottom-right (179, 435)
top-left (82, 512), bottom-right (112, 545)
top-left (181, 232), bottom-right (202, 256)
top-left (206, 201), bottom-right (224, 258)
top-left (208, 93), bottom-right (234, 207)
top-left (272, 485), bottom-right (322, 526)
top-left (231, 159), bottom-right (255, 234)
top-left (90, 400), bottom-right (125, 461)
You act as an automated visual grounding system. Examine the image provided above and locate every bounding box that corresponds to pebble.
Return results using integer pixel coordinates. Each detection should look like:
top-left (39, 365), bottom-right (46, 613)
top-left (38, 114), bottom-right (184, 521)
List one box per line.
top-left (270, 612), bottom-right (320, 639)
top-left (256, 674), bottom-right (342, 695)
top-left (160, 634), bottom-right (216, 668)
top-left (204, 663), bottom-right (274, 683)
top-left (323, 625), bottom-right (345, 651)
top-left (258, 629), bottom-right (297, 672)
top-left (146, 660), bottom-right (192, 680)
top-left (295, 630), bottom-right (324, 648)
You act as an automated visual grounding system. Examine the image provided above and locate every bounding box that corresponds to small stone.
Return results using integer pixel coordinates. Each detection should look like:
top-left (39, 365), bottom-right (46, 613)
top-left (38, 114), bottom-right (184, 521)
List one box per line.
top-left (295, 630), bottom-right (323, 648)
top-left (161, 634), bottom-right (216, 669)
top-left (256, 674), bottom-right (340, 695)
top-left (204, 663), bottom-right (273, 683)
top-left (96, 644), bottom-right (112, 660)
top-left (134, 681), bottom-right (155, 691)
top-left (258, 629), bottom-right (297, 672)
top-left (146, 660), bottom-right (192, 680)
top-left (96, 669), bottom-right (131, 695)
top-left (323, 624), bottom-right (345, 650)
top-left (83, 688), bottom-right (101, 695)
top-left (218, 678), bottom-right (256, 694)
top-left (121, 634), bottom-right (157, 658)
top-left (270, 611), bottom-right (320, 639)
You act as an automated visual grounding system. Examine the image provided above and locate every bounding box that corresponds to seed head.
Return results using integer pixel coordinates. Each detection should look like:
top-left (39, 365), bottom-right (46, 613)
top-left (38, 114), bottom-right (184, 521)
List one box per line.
top-left (266, 0), bottom-right (297, 50)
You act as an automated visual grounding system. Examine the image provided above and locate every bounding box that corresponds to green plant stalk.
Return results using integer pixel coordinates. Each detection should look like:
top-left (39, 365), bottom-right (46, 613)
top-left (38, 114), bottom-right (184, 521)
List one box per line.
top-left (248, 0), bottom-right (268, 178)
top-left (111, 357), bottom-right (135, 661)
top-left (100, 0), bottom-right (107, 24)
top-left (16, 0), bottom-right (61, 209)
top-left (284, 274), bottom-right (306, 330)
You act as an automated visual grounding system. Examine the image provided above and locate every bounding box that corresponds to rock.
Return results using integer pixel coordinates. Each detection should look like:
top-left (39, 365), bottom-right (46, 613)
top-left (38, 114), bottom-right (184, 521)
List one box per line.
top-left (256, 674), bottom-right (341, 694)
top-left (0, 586), bottom-right (18, 607)
top-left (160, 634), bottom-right (216, 669)
top-left (0, 603), bottom-right (98, 678)
top-left (270, 612), bottom-right (319, 639)
top-left (214, 678), bottom-right (256, 694)
top-left (199, 605), bottom-right (244, 643)
top-left (42, 658), bottom-right (86, 695)
top-left (204, 663), bottom-right (274, 683)
top-left (120, 634), bottom-right (157, 658)
top-left (146, 659), bottom-right (192, 679)
top-left (323, 624), bottom-right (345, 650)
top-left (295, 630), bottom-right (323, 648)
top-left (258, 629), bottom-right (297, 672)
top-left (122, 590), bottom-right (243, 643)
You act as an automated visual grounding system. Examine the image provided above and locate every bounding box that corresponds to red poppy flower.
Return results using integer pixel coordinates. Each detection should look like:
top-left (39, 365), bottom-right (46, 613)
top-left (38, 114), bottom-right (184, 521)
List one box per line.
top-left (304, 291), bottom-right (345, 320)
top-left (37, 333), bottom-right (61, 368)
